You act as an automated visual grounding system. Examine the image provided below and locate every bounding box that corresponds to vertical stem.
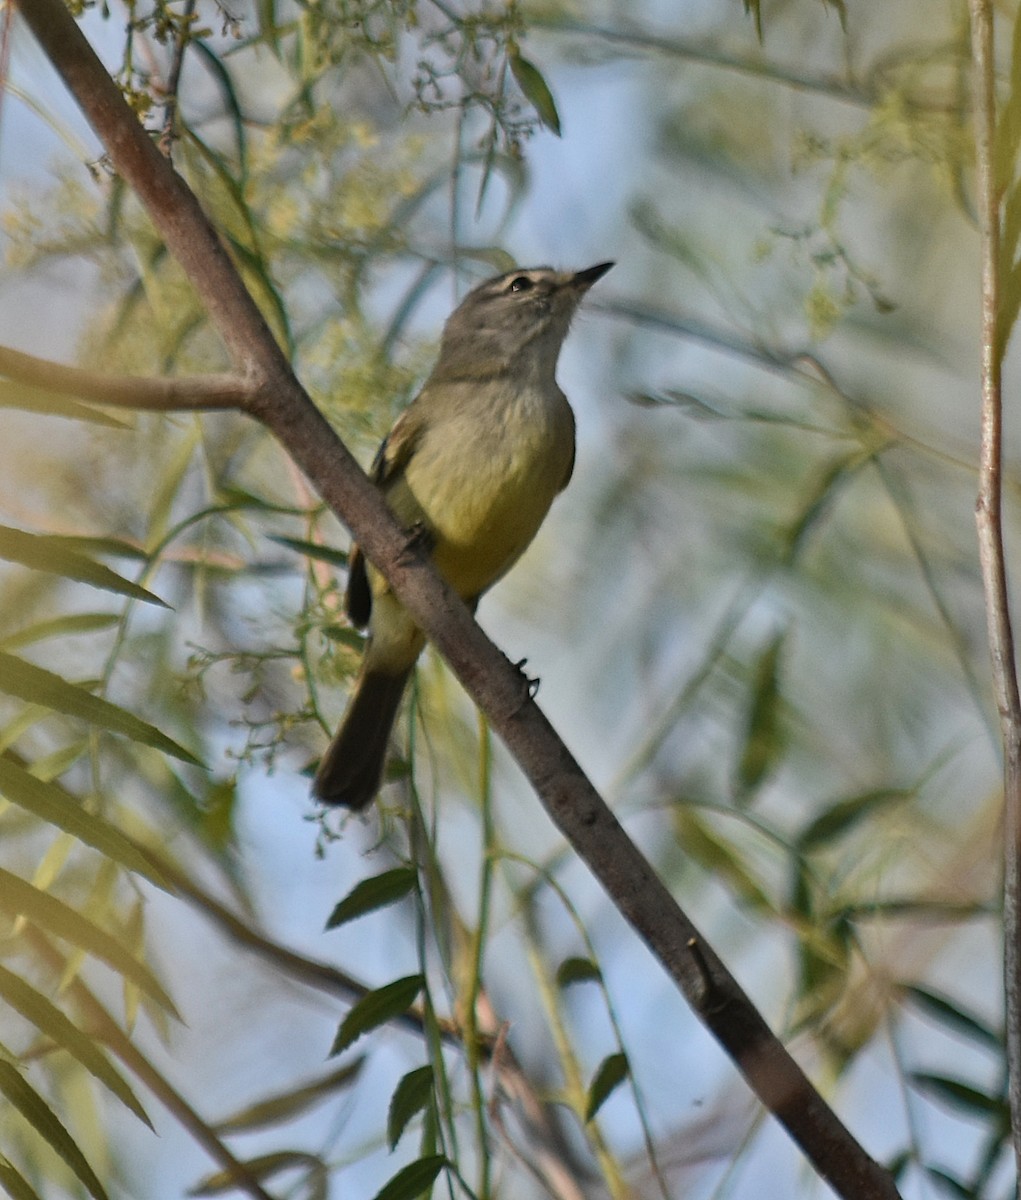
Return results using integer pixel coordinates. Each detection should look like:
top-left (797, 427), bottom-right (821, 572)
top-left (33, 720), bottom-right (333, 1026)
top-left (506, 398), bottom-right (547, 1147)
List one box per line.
top-left (969, 0), bottom-right (1021, 1176)
top-left (466, 715), bottom-right (495, 1199)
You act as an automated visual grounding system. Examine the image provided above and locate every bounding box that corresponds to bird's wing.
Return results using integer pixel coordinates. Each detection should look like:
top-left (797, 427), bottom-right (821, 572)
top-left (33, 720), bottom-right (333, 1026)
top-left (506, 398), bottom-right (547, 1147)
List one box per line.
top-left (344, 402), bottom-right (427, 628)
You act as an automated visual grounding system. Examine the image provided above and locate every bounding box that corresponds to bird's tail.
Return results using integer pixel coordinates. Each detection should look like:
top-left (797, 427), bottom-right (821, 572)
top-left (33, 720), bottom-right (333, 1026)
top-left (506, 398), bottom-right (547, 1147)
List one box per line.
top-left (312, 667), bottom-right (411, 809)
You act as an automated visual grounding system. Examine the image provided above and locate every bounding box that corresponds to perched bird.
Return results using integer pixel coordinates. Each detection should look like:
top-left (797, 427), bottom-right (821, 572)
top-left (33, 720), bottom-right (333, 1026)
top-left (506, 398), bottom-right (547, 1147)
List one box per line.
top-left (313, 261), bottom-right (613, 809)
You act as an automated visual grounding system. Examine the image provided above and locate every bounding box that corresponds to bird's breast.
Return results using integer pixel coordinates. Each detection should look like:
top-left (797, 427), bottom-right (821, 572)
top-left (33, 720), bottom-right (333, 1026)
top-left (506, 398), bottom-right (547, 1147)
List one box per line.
top-left (389, 380), bottom-right (575, 600)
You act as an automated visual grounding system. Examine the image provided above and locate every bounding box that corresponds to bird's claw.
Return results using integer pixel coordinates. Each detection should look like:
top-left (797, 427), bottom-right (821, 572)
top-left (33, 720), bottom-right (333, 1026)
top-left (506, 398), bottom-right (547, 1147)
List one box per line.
top-left (399, 521), bottom-right (434, 564)
top-left (509, 656), bottom-right (540, 710)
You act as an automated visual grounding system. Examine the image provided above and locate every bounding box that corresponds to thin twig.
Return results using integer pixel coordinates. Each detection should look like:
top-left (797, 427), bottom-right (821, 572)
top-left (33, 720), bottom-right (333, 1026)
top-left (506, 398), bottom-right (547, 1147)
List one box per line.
top-left (160, 0), bottom-right (196, 156)
top-left (968, 0), bottom-right (1021, 1175)
top-left (0, 343), bottom-right (252, 410)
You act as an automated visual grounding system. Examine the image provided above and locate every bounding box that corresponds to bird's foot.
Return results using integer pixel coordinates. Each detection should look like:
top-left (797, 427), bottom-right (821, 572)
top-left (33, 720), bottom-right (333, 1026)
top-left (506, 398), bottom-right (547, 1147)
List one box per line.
top-left (509, 656), bottom-right (540, 713)
top-left (399, 521), bottom-right (435, 564)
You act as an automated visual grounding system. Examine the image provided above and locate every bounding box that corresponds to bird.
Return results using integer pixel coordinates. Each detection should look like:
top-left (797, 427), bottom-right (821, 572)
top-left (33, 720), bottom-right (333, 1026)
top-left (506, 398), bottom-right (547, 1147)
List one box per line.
top-left (313, 260), bottom-right (614, 809)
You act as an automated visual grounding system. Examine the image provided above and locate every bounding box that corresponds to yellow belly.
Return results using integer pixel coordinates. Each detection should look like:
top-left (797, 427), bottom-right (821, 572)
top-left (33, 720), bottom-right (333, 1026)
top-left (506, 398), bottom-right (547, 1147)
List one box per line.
top-left (363, 379), bottom-right (574, 672)
top-left (386, 384), bottom-right (573, 600)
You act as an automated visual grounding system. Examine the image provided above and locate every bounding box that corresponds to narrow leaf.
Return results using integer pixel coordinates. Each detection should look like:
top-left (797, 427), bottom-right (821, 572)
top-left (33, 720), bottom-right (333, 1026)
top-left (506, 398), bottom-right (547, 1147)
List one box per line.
top-left (910, 1072), bottom-right (1008, 1121)
top-left (192, 41), bottom-right (248, 175)
top-left (0, 653), bottom-right (202, 765)
top-left (372, 1155), bottom-right (447, 1200)
top-left (267, 535), bottom-right (349, 569)
top-left (214, 1060), bottom-right (364, 1133)
top-left (736, 631), bottom-right (786, 796)
top-left (216, 487), bottom-right (303, 514)
top-left (0, 761), bottom-right (171, 889)
top-left (923, 1166), bottom-right (975, 1199)
top-left (556, 957), bottom-right (602, 988)
top-left (994, 1), bottom-right (1021, 194)
top-left (0, 1157), bottom-right (47, 1200)
top-left (329, 975), bottom-right (423, 1057)
top-left (0, 964), bottom-right (150, 1125)
top-left (904, 986), bottom-right (1002, 1052)
top-left (191, 1151), bottom-right (325, 1196)
top-left (784, 452), bottom-right (865, 563)
top-left (0, 867), bottom-right (176, 1012)
top-left (997, 254), bottom-right (1021, 358)
top-left (798, 788), bottom-right (914, 850)
top-left (0, 613), bottom-right (121, 653)
top-left (325, 867), bottom-right (416, 930)
top-left (0, 526), bottom-right (165, 607)
top-left (674, 810), bottom-right (772, 911)
top-left (0, 1059), bottom-right (108, 1200)
top-left (42, 535), bottom-right (146, 560)
top-left (387, 1065), bottom-right (434, 1150)
top-left (585, 1052), bottom-right (629, 1122)
top-left (508, 49), bottom-right (562, 136)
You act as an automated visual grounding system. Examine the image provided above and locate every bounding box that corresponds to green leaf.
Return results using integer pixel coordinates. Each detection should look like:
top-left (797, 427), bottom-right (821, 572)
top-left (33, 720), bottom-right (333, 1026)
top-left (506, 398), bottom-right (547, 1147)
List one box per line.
top-left (736, 631), bottom-right (786, 797)
top-left (0, 1156), bottom-right (47, 1200)
top-left (997, 253), bottom-right (1021, 358)
top-left (197, 777), bottom-right (238, 852)
top-left (191, 1151), bottom-right (326, 1197)
top-left (674, 810), bottom-right (773, 911)
top-left (0, 613), bottom-right (121, 653)
top-left (325, 867), bottom-right (417, 930)
top-left (585, 1052), bottom-right (629, 1122)
top-left (783, 452), bottom-right (866, 564)
top-left (192, 41), bottom-right (248, 176)
top-left (1002, 177), bottom-right (1021, 278)
top-left (0, 1058), bottom-right (108, 1200)
top-left (40, 535), bottom-right (146, 560)
top-left (387, 1065), bottom-right (434, 1150)
top-left (214, 1060), bottom-right (364, 1133)
top-left (329, 975), bottom-right (424, 1057)
top-left (25, 739), bottom-right (89, 782)
top-left (322, 626), bottom-right (365, 651)
top-left (508, 49), bottom-right (562, 136)
top-left (797, 787), bottom-right (914, 850)
top-left (0, 964), bottom-right (150, 1125)
top-left (994, 1), bottom-right (1021, 195)
top-left (267, 534), bottom-right (349, 569)
top-left (846, 897), bottom-right (989, 922)
top-left (910, 1073), bottom-right (1008, 1121)
top-left (0, 867), bottom-right (177, 1013)
top-left (923, 1166), bottom-right (974, 1199)
top-left (216, 486), bottom-right (304, 515)
top-left (792, 917), bottom-right (852, 1030)
top-left (0, 526), bottom-right (165, 607)
top-left (0, 652), bottom-right (202, 765)
top-left (556, 956), bottom-right (602, 988)
top-left (904, 986), bottom-right (1001, 1052)
top-left (0, 760), bottom-right (171, 890)
top-left (371, 1155), bottom-right (447, 1200)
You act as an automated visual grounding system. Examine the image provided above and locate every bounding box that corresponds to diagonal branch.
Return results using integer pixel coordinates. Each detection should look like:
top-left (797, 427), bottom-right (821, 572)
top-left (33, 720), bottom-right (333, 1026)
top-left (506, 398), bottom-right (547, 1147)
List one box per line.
top-left (13, 0), bottom-right (901, 1195)
top-left (967, 0), bottom-right (1021, 1176)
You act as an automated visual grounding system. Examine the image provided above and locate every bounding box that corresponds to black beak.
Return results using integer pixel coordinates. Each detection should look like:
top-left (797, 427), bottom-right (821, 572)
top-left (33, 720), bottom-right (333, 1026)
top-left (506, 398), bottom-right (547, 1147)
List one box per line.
top-left (572, 261), bottom-right (615, 289)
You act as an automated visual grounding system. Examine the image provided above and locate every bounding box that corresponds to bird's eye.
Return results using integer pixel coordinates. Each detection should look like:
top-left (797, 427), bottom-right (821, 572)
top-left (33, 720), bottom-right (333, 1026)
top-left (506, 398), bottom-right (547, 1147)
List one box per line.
top-left (509, 275), bottom-right (533, 293)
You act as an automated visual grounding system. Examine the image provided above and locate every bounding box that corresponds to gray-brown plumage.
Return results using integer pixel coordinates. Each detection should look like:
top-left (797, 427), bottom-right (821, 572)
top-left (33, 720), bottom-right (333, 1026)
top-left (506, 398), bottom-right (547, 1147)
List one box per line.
top-left (313, 261), bottom-right (613, 809)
